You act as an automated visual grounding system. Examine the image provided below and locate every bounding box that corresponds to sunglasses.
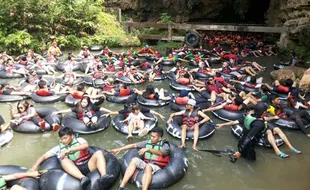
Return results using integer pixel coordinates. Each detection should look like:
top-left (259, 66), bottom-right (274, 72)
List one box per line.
top-left (18, 106), bottom-right (24, 109)
top-left (208, 79), bottom-right (213, 81)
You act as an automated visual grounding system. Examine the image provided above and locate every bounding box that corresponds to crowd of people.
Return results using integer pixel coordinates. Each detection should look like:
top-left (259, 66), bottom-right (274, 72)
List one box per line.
top-left (0, 36), bottom-right (308, 190)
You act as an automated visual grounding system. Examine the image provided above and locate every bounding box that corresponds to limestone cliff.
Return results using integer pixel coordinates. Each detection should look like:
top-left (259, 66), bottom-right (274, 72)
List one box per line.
top-left (267, 0), bottom-right (310, 43)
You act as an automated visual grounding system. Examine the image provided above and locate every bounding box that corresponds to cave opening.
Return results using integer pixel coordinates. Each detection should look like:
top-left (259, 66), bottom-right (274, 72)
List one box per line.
top-left (215, 0), bottom-right (271, 24)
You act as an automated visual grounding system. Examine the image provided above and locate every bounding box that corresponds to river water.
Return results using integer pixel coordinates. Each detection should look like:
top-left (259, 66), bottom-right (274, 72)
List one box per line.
top-left (0, 50), bottom-right (309, 190)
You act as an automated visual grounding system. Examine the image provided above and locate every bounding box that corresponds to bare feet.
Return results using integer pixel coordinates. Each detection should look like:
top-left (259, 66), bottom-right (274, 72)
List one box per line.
top-left (192, 146), bottom-right (199, 152)
top-left (178, 144), bottom-right (186, 149)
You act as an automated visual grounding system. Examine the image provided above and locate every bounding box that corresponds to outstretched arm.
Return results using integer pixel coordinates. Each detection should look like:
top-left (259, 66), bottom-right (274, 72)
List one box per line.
top-left (111, 143), bottom-right (136, 155)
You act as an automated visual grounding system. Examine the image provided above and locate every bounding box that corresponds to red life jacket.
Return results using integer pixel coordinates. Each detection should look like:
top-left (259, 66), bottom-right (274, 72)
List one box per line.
top-left (93, 71), bottom-right (103, 79)
top-left (276, 85), bottom-right (289, 93)
top-left (224, 104), bottom-right (239, 111)
top-left (103, 84), bottom-right (114, 91)
top-left (148, 94), bottom-right (155, 100)
top-left (138, 63), bottom-right (147, 70)
top-left (221, 66), bottom-right (231, 74)
top-left (244, 82), bottom-right (255, 88)
top-left (182, 109), bottom-right (200, 127)
top-left (207, 83), bottom-right (222, 94)
top-left (221, 54), bottom-right (230, 60)
top-left (119, 88), bottom-right (131, 96)
top-left (274, 106), bottom-right (287, 119)
top-left (72, 91), bottom-right (84, 99)
top-left (153, 68), bottom-right (162, 76)
top-left (104, 49), bottom-right (110, 55)
top-left (77, 109), bottom-right (95, 120)
top-left (178, 78), bottom-right (190, 85)
top-left (106, 65), bottom-right (115, 72)
top-left (143, 140), bottom-right (170, 168)
top-left (176, 96), bottom-right (189, 105)
top-left (214, 76), bottom-right (228, 86)
top-left (36, 89), bottom-right (52, 96)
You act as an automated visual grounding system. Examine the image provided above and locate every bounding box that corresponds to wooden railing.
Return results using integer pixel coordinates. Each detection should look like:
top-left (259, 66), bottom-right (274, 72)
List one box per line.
top-left (122, 22), bottom-right (285, 42)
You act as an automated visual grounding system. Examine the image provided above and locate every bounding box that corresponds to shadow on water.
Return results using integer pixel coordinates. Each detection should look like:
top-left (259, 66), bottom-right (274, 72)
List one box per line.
top-left (0, 51), bottom-right (310, 189)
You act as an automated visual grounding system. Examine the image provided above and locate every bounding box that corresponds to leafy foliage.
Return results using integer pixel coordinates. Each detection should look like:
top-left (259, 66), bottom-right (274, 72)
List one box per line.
top-left (159, 13), bottom-right (173, 24)
top-left (0, 0), bottom-right (139, 54)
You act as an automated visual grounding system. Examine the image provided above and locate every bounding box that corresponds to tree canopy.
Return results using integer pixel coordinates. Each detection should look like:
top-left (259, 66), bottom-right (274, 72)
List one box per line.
top-left (0, 0), bottom-right (139, 54)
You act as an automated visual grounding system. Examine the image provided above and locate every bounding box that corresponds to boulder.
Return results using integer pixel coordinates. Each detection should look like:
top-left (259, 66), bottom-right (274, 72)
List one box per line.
top-left (299, 68), bottom-right (310, 92)
top-left (270, 66), bottom-right (306, 83)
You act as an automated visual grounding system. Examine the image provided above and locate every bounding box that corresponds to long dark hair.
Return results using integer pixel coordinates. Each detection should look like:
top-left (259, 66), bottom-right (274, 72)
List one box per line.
top-left (76, 96), bottom-right (91, 113)
top-left (17, 100), bottom-right (30, 113)
top-left (142, 85), bottom-right (155, 98)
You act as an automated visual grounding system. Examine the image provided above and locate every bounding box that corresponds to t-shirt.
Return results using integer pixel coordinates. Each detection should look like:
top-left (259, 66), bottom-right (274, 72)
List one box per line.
top-left (136, 140), bottom-right (170, 156)
top-left (45, 137), bottom-right (87, 158)
top-left (126, 112), bottom-right (148, 122)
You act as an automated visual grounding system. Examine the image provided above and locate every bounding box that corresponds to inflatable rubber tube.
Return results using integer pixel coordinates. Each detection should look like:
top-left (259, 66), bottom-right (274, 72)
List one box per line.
top-left (36, 68), bottom-right (48, 75)
top-left (161, 60), bottom-right (175, 66)
top-left (185, 32), bottom-right (200, 47)
top-left (153, 75), bottom-right (166, 81)
top-left (89, 45), bottom-right (104, 51)
top-left (106, 93), bottom-right (137, 104)
top-left (166, 115), bottom-right (215, 139)
top-left (0, 71), bottom-right (23, 79)
top-left (0, 94), bottom-right (30, 102)
top-left (169, 81), bottom-right (195, 92)
top-left (84, 77), bottom-right (107, 88)
top-left (137, 95), bottom-right (169, 107)
top-left (116, 76), bottom-right (145, 85)
top-left (56, 61), bottom-right (80, 71)
top-left (39, 146), bottom-right (120, 190)
top-left (231, 124), bottom-right (284, 148)
top-left (166, 71), bottom-right (176, 80)
top-left (120, 143), bottom-right (188, 189)
top-left (11, 106), bottom-right (62, 133)
top-left (219, 72), bottom-right (237, 80)
top-left (31, 93), bottom-right (67, 103)
top-left (192, 72), bottom-right (210, 80)
top-left (0, 165), bottom-right (40, 190)
top-left (65, 94), bottom-right (104, 107)
top-left (234, 83), bottom-right (259, 93)
top-left (212, 109), bottom-right (244, 122)
top-left (112, 112), bottom-right (158, 135)
top-left (145, 55), bottom-right (156, 61)
top-left (274, 117), bottom-right (310, 130)
top-left (270, 91), bottom-right (288, 100)
top-left (0, 129), bottom-right (13, 148)
top-left (61, 112), bottom-right (111, 135)
top-left (129, 60), bottom-right (141, 67)
top-left (169, 102), bottom-right (186, 111)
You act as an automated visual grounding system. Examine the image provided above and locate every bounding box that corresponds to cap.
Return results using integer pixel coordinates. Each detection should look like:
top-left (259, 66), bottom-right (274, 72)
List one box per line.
top-left (145, 45), bottom-right (149, 48)
top-left (187, 99), bottom-right (196, 106)
top-left (254, 102), bottom-right (268, 115)
top-left (179, 90), bottom-right (189, 97)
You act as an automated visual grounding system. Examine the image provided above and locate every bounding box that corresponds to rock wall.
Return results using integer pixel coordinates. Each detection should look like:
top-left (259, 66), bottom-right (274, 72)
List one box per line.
top-left (104, 0), bottom-right (228, 23)
top-left (267, 0), bottom-right (310, 45)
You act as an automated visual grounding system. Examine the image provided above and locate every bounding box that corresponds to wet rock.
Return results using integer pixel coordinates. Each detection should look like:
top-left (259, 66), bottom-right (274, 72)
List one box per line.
top-left (270, 66), bottom-right (306, 83)
top-left (299, 68), bottom-right (310, 92)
